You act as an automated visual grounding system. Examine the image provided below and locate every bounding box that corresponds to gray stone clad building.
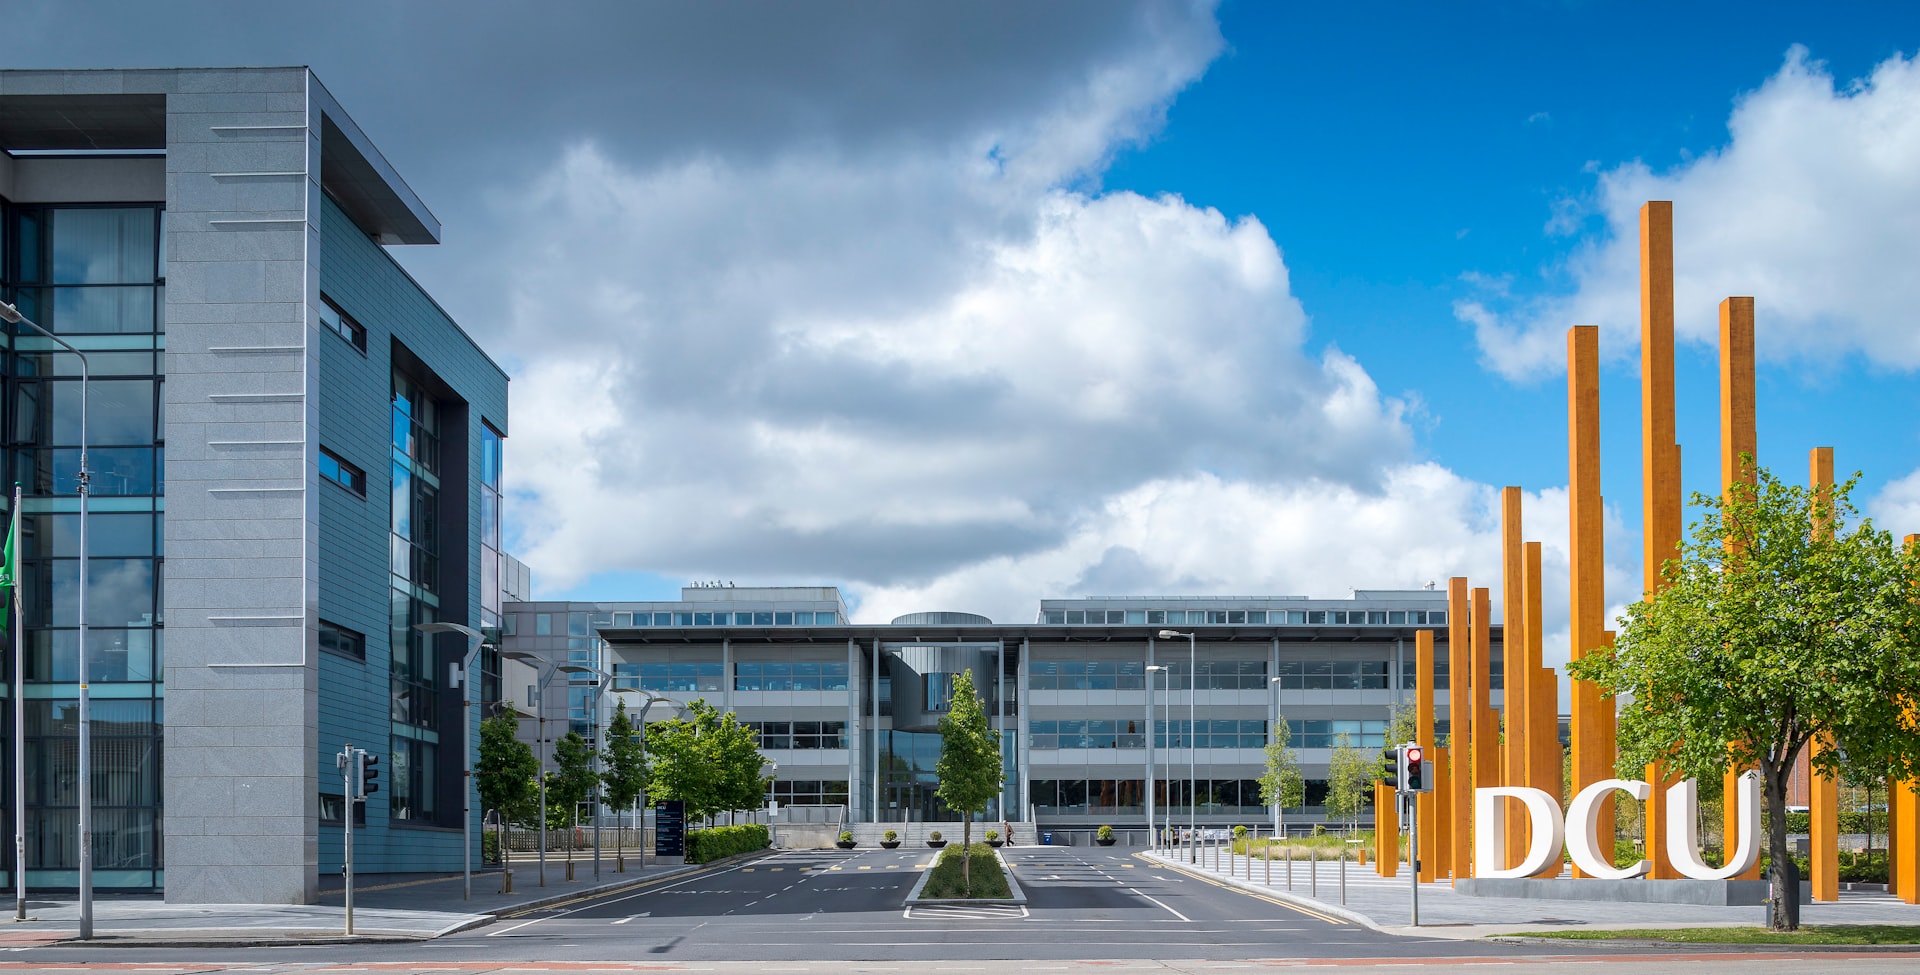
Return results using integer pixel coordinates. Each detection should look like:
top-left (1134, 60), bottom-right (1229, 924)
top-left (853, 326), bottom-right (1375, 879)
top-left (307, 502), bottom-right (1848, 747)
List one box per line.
top-left (502, 587), bottom-right (1497, 833)
top-left (0, 67), bottom-right (510, 903)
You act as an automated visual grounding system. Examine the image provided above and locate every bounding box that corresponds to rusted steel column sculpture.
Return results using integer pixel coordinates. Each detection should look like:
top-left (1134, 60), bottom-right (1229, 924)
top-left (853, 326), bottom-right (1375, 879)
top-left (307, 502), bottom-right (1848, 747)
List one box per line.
top-left (1448, 577), bottom-right (1472, 881)
top-left (1719, 295), bottom-right (1762, 880)
top-left (1640, 201), bottom-right (1683, 880)
top-left (1567, 323), bottom-right (1613, 875)
top-left (1809, 446), bottom-right (1840, 902)
top-left (1416, 628), bottom-right (1441, 883)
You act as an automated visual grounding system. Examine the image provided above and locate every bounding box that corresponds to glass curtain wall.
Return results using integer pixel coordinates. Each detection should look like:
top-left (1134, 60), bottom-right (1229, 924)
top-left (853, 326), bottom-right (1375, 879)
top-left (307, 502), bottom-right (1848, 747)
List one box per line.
top-left (389, 369), bottom-right (440, 824)
top-left (477, 426), bottom-right (502, 708)
top-left (2, 203), bottom-right (167, 891)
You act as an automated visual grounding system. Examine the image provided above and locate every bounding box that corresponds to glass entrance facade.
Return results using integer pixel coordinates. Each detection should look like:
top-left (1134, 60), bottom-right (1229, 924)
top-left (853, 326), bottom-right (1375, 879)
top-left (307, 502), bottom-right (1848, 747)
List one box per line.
top-left (2, 202), bottom-right (167, 892)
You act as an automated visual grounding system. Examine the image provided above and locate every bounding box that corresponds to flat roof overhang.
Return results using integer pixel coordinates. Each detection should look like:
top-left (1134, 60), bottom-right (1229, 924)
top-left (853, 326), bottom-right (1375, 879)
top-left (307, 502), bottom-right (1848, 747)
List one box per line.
top-left (0, 73), bottom-right (440, 245)
top-left (596, 623), bottom-right (1490, 647)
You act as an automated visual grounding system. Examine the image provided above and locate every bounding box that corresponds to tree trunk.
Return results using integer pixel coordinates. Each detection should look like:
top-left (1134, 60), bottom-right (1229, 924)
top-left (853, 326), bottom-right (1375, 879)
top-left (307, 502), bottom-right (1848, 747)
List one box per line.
top-left (962, 816), bottom-right (972, 895)
top-left (1764, 761), bottom-right (1798, 931)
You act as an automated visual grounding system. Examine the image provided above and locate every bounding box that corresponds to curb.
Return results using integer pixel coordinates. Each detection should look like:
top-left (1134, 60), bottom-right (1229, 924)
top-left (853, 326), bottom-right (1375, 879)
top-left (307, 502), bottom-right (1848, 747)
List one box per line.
top-left (903, 849), bottom-right (1027, 906)
top-left (1139, 851), bottom-right (1385, 932)
top-left (49, 849), bottom-right (769, 949)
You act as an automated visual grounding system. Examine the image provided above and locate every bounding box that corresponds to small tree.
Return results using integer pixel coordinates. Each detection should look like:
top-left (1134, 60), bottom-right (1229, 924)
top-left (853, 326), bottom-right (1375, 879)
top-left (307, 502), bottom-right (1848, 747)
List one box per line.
top-left (1259, 715), bottom-right (1305, 837)
top-left (601, 700), bottom-right (649, 848)
top-left (1570, 462), bottom-right (1920, 931)
top-left (547, 731), bottom-right (600, 858)
top-left (1324, 733), bottom-right (1372, 831)
top-left (645, 699), bottom-right (769, 823)
top-left (476, 707), bottom-right (540, 862)
top-left (934, 669), bottom-right (1003, 894)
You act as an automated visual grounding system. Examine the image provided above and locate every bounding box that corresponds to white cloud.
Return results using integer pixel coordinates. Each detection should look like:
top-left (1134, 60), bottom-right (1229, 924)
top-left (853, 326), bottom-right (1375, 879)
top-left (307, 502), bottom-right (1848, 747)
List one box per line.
top-left (1465, 45), bottom-right (1920, 380)
top-left (1870, 467), bottom-right (1920, 538)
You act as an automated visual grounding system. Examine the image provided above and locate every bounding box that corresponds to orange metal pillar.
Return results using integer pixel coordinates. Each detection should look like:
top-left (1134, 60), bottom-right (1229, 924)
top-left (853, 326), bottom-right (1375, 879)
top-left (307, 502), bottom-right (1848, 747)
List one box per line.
top-left (1416, 628), bottom-right (1440, 883)
top-left (1501, 489), bottom-right (1529, 871)
top-left (1640, 201), bottom-right (1682, 880)
top-left (1523, 540), bottom-right (1560, 875)
top-left (1447, 578), bottom-right (1472, 882)
top-left (1432, 744), bottom-right (1452, 882)
top-left (1809, 447), bottom-right (1840, 901)
top-left (1566, 324), bottom-right (1612, 875)
top-left (1718, 295), bottom-right (1762, 879)
top-left (1899, 534), bottom-right (1920, 904)
top-left (1471, 586), bottom-right (1498, 867)
top-left (1375, 780), bottom-right (1398, 878)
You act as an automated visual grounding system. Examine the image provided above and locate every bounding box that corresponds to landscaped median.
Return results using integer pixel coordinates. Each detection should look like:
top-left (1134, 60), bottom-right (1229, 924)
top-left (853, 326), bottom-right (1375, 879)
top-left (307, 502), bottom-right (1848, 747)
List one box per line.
top-left (1513, 925), bottom-right (1920, 946)
top-left (903, 842), bottom-right (1027, 905)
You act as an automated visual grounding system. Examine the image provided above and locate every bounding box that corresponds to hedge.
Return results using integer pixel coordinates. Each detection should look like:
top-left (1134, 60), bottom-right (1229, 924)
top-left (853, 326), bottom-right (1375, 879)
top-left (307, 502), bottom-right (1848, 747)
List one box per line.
top-left (685, 824), bottom-right (769, 864)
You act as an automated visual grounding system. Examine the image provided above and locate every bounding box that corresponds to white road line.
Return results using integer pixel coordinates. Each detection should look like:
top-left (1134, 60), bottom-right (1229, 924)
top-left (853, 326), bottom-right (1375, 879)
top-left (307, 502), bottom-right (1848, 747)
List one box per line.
top-left (485, 855), bottom-right (770, 936)
top-left (610, 912), bottom-right (652, 924)
top-left (1129, 886), bottom-right (1192, 922)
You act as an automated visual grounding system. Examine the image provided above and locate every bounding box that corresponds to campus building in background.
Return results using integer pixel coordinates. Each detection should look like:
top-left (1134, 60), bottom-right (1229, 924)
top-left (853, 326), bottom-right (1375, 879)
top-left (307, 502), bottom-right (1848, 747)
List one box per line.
top-left (0, 67), bottom-right (509, 903)
top-left (500, 587), bottom-right (1500, 831)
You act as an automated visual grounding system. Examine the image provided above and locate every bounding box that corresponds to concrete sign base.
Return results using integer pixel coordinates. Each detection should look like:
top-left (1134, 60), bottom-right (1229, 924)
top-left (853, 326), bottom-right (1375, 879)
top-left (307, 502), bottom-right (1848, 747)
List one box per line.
top-left (1456, 877), bottom-right (1808, 906)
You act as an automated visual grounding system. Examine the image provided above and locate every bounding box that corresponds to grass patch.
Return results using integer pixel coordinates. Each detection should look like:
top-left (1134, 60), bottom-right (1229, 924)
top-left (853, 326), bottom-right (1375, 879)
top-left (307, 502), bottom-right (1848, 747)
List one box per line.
top-left (918, 842), bottom-right (1011, 900)
top-left (1518, 925), bottom-right (1920, 945)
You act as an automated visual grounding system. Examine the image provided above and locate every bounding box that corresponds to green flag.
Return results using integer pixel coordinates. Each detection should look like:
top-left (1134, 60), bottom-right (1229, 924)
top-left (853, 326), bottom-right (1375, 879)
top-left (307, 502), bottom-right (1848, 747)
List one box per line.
top-left (0, 494), bottom-right (15, 632)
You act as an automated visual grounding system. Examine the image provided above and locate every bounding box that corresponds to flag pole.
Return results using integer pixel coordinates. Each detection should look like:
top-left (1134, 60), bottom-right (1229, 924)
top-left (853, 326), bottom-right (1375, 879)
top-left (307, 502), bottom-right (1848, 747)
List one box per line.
top-left (10, 482), bottom-right (23, 921)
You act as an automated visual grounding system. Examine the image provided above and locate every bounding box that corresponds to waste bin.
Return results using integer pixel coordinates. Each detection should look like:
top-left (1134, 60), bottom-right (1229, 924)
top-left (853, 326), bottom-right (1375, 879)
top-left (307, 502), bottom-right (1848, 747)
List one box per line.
top-left (1042, 832), bottom-right (1053, 845)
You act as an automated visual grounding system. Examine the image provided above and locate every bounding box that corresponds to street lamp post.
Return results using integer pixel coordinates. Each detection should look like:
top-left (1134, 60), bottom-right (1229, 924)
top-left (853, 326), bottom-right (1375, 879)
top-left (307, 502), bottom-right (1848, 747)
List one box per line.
top-left (1146, 664), bottom-right (1168, 849)
top-left (1269, 676), bottom-right (1284, 837)
top-left (0, 300), bottom-right (91, 937)
top-left (502, 651), bottom-right (595, 886)
top-left (414, 622), bottom-right (489, 901)
top-left (1158, 630), bottom-right (1196, 861)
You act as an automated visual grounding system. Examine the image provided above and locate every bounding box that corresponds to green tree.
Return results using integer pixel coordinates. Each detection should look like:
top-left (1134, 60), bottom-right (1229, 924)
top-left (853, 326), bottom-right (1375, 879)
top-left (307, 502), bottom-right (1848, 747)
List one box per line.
top-left (934, 668), bottom-right (1003, 894)
top-left (1324, 733), bottom-right (1372, 830)
top-left (1569, 462), bottom-right (1920, 931)
top-left (601, 699), bottom-right (649, 842)
top-left (547, 730), bottom-right (600, 856)
top-left (1258, 715), bottom-right (1305, 835)
top-left (645, 699), bottom-right (769, 823)
top-left (476, 707), bottom-right (540, 865)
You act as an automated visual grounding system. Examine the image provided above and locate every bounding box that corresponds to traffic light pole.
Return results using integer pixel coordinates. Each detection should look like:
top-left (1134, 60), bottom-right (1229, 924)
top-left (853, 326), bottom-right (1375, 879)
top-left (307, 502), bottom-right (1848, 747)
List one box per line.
top-left (339, 744), bottom-right (357, 936)
top-left (1408, 791), bottom-right (1418, 927)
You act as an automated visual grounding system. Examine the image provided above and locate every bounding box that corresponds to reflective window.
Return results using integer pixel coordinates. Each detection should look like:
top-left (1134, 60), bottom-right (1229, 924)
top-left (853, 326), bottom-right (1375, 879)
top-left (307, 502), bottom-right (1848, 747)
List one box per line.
top-left (318, 295), bottom-right (367, 352)
top-left (319, 447), bottom-right (366, 497)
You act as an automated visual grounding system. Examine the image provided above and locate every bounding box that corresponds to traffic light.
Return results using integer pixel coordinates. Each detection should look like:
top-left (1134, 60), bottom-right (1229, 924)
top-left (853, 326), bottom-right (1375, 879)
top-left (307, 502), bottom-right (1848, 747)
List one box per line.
top-left (356, 749), bottom-right (381, 800)
top-left (1404, 743), bottom-right (1425, 793)
top-left (1380, 746), bottom-right (1401, 790)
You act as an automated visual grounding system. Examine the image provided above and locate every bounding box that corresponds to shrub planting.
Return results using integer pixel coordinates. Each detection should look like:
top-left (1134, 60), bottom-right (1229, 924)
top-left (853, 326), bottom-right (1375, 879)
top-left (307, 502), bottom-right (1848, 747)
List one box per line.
top-left (685, 824), bottom-right (769, 864)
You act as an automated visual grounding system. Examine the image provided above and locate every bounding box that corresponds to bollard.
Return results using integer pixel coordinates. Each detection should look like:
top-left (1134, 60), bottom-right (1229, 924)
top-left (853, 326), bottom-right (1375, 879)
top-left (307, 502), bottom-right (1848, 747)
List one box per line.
top-left (1265, 841), bottom-right (1272, 886)
top-left (1287, 848), bottom-right (1294, 890)
top-left (1340, 850), bottom-right (1347, 905)
top-left (566, 859), bottom-right (576, 882)
top-left (1310, 847), bottom-right (1318, 897)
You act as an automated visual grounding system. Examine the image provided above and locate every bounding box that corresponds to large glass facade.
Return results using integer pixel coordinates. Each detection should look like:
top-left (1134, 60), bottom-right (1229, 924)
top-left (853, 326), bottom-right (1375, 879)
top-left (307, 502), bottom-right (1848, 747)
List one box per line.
top-left (389, 368), bottom-right (440, 824)
top-left (2, 202), bottom-right (167, 891)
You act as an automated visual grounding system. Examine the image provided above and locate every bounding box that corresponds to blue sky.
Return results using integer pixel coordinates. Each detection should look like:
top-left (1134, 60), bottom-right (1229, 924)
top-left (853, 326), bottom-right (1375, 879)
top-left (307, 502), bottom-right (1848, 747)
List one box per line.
top-left (13, 2), bottom-right (1920, 664)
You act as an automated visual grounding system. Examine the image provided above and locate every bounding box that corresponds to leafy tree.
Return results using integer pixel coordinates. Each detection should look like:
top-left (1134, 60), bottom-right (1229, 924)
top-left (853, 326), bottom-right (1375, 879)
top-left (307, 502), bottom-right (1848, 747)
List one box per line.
top-left (546, 730), bottom-right (600, 854)
top-left (934, 669), bottom-right (1003, 894)
top-left (1324, 733), bottom-right (1372, 830)
top-left (645, 699), bottom-right (769, 823)
top-left (601, 699), bottom-right (650, 840)
top-left (477, 707), bottom-right (540, 834)
top-left (1258, 715), bottom-right (1305, 835)
top-left (1569, 463), bottom-right (1920, 931)
top-left (477, 707), bottom-right (539, 865)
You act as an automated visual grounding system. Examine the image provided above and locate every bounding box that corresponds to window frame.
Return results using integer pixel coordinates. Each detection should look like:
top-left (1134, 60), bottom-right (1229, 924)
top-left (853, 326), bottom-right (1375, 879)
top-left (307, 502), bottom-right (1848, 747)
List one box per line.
top-left (319, 294), bottom-right (368, 353)
top-left (318, 446), bottom-right (367, 497)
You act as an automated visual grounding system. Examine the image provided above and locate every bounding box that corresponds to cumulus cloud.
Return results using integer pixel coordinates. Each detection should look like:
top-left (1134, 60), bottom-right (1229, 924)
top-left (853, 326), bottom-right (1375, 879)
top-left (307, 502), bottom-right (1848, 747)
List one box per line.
top-left (1463, 45), bottom-right (1920, 380)
top-left (1870, 467), bottom-right (1920, 538)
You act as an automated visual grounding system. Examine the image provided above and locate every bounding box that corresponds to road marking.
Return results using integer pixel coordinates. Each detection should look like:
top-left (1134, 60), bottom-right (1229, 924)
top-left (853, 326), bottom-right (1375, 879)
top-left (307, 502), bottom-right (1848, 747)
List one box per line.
top-left (741, 868), bottom-right (756, 872)
top-left (770, 867), bottom-right (784, 871)
top-left (610, 912), bottom-right (651, 924)
top-left (1128, 886), bottom-right (1192, 922)
top-left (858, 865), bottom-right (872, 870)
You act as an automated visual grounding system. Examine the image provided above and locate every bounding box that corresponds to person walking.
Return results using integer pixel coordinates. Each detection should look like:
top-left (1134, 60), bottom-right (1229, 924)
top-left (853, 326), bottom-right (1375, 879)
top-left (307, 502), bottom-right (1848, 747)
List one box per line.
top-left (1002, 819), bottom-right (1016, 846)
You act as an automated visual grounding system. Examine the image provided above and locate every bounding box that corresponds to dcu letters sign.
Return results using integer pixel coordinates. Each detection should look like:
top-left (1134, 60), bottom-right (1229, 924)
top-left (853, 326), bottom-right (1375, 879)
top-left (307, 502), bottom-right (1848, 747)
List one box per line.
top-left (1474, 770), bottom-right (1762, 881)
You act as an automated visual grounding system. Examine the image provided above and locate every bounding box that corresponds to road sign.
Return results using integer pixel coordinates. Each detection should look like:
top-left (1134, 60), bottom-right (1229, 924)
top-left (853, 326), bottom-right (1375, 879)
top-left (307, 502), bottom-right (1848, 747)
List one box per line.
top-left (655, 800), bottom-right (686, 858)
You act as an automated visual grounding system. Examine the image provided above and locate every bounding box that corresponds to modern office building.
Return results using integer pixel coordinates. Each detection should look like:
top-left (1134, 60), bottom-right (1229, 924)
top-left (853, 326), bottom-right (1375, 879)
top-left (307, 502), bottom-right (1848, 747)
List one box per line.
top-left (0, 67), bottom-right (510, 903)
top-left (500, 586), bottom-right (1500, 832)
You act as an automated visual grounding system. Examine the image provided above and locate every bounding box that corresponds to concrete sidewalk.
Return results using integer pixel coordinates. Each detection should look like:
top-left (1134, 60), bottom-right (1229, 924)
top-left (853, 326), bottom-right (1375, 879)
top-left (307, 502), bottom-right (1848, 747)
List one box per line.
top-left (1142, 848), bottom-right (1920, 940)
top-left (1, 854), bottom-right (709, 947)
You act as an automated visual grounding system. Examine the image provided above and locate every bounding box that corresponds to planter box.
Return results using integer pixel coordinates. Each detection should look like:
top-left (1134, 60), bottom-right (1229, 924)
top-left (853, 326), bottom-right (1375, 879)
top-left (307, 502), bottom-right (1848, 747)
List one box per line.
top-left (881, 841), bottom-right (901, 849)
top-left (1095, 837), bottom-right (1116, 846)
top-left (926, 840), bottom-right (948, 848)
top-left (904, 848), bottom-right (1028, 906)
top-left (987, 839), bottom-right (1004, 848)
top-left (835, 841), bottom-right (857, 849)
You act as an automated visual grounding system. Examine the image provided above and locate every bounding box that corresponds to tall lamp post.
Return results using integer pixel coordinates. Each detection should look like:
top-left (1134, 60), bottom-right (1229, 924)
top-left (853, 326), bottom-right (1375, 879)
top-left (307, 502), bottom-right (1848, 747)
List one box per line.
top-left (607, 688), bottom-right (682, 869)
top-left (501, 651), bottom-right (595, 886)
top-left (1146, 664), bottom-right (1168, 849)
top-left (1269, 676), bottom-right (1284, 836)
top-left (0, 300), bottom-right (91, 937)
top-left (1157, 630), bottom-right (1196, 860)
top-left (414, 622), bottom-right (489, 901)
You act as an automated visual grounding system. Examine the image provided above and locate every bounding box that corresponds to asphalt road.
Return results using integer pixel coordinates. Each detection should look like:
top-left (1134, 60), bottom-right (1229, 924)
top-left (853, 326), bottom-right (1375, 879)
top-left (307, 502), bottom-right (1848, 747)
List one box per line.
top-left (6, 845), bottom-right (1918, 972)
